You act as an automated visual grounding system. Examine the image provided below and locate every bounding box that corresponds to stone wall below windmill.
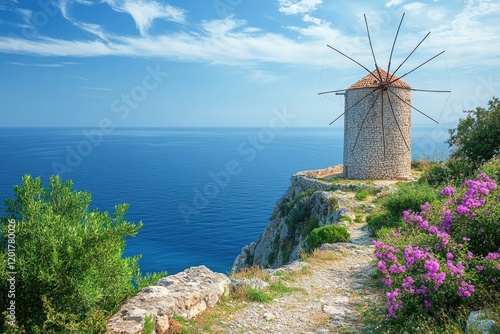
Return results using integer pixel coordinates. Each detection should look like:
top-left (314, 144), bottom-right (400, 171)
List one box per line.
top-left (343, 86), bottom-right (412, 180)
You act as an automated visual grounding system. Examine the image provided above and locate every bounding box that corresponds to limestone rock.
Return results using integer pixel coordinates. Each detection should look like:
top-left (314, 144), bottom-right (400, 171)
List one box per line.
top-left (319, 243), bottom-right (357, 253)
top-left (263, 312), bottom-right (275, 321)
top-left (106, 265), bottom-right (231, 334)
top-left (466, 310), bottom-right (498, 333)
top-left (230, 277), bottom-right (270, 291)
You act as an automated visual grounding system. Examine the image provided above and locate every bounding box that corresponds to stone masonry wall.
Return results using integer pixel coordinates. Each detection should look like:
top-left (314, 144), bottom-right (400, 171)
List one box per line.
top-left (343, 87), bottom-right (411, 180)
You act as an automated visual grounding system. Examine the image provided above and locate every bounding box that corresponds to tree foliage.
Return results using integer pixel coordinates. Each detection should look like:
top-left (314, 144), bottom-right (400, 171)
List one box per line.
top-left (0, 175), bottom-right (164, 333)
top-left (446, 96), bottom-right (500, 176)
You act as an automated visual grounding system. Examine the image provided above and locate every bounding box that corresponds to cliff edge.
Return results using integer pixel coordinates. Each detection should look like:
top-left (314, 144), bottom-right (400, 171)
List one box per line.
top-left (232, 165), bottom-right (389, 272)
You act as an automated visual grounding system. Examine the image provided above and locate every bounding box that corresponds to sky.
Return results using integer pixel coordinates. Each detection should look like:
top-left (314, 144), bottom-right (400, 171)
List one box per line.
top-left (0, 0), bottom-right (499, 127)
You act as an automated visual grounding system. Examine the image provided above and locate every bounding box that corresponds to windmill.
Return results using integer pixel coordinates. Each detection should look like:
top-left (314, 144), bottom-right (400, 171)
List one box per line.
top-left (319, 13), bottom-right (450, 180)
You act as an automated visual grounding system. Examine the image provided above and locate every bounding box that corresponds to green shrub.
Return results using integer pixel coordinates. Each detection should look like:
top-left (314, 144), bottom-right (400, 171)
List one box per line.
top-left (304, 225), bottom-right (350, 252)
top-left (446, 96), bottom-right (500, 177)
top-left (339, 216), bottom-right (353, 224)
top-left (419, 162), bottom-right (453, 186)
top-left (0, 175), bottom-right (165, 333)
top-left (382, 182), bottom-right (438, 218)
top-left (355, 189), bottom-right (369, 201)
top-left (366, 212), bottom-right (401, 236)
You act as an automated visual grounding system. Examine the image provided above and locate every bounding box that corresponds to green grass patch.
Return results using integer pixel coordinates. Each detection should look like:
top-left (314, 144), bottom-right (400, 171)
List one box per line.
top-left (355, 188), bottom-right (370, 200)
top-left (247, 288), bottom-right (273, 303)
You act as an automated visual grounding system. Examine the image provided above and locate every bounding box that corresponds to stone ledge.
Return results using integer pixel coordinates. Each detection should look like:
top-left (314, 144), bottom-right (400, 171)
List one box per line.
top-left (106, 265), bottom-right (231, 334)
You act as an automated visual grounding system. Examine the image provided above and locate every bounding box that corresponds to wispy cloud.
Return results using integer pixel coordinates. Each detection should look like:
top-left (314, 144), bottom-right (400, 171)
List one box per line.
top-left (385, 0), bottom-right (405, 8)
top-left (0, 1), bottom-right (499, 72)
top-left (278, 0), bottom-right (322, 15)
top-left (5, 61), bottom-right (79, 67)
top-left (105, 0), bottom-right (186, 36)
top-left (59, 1), bottom-right (109, 41)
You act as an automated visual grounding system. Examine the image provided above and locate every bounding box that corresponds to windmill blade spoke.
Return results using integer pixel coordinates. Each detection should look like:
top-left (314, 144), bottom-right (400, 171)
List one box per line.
top-left (387, 13), bottom-right (405, 79)
top-left (387, 88), bottom-right (439, 124)
top-left (364, 14), bottom-right (383, 81)
top-left (329, 87), bottom-right (379, 125)
top-left (381, 89), bottom-right (386, 157)
top-left (386, 90), bottom-right (410, 151)
top-left (410, 88), bottom-right (451, 93)
top-left (318, 88), bottom-right (348, 95)
top-left (352, 91), bottom-right (380, 151)
top-left (388, 31), bottom-right (431, 82)
top-left (327, 45), bottom-right (380, 83)
top-left (388, 51), bottom-right (445, 86)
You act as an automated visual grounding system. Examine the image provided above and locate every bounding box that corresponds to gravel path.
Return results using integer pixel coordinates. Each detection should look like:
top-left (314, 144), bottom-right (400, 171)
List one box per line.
top-left (211, 222), bottom-right (381, 334)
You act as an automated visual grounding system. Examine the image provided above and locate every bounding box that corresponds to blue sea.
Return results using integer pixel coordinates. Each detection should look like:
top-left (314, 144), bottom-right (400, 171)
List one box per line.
top-left (0, 126), bottom-right (450, 275)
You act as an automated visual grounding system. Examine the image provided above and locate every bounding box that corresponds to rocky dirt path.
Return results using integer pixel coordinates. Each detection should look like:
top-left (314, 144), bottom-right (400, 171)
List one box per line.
top-left (211, 222), bottom-right (381, 334)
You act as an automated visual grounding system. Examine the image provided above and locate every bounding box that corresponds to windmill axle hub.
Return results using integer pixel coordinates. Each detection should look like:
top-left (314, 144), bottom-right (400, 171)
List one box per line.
top-left (378, 82), bottom-right (390, 91)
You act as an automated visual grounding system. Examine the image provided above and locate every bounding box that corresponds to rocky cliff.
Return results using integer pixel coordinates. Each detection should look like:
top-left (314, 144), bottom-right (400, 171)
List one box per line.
top-left (232, 165), bottom-right (386, 272)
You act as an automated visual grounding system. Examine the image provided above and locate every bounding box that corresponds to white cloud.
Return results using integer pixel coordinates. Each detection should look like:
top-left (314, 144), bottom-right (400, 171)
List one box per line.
top-left (105, 0), bottom-right (186, 36)
top-left (278, 0), bottom-right (322, 15)
top-left (60, 1), bottom-right (109, 41)
top-left (5, 61), bottom-right (76, 67)
top-left (402, 2), bottom-right (426, 13)
top-left (249, 70), bottom-right (280, 83)
top-left (303, 14), bottom-right (322, 25)
top-left (1, 2), bottom-right (499, 73)
top-left (385, 0), bottom-right (404, 8)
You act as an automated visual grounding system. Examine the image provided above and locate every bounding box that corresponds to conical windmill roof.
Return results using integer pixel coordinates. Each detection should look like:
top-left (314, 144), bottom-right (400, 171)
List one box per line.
top-left (348, 67), bottom-right (411, 89)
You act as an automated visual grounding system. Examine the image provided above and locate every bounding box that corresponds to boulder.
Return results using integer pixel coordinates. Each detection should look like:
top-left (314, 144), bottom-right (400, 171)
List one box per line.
top-left (466, 310), bottom-right (498, 334)
top-left (106, 265), bottom-right (231, 334)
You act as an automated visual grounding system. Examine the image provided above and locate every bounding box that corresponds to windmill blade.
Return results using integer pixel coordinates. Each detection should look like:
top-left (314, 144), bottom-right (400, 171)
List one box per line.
top-left (364, 14), bottom-right (383, 81)
top-left (388, 31), bottom-right (431, 82)
top-left (386, 90), bottom-right (410, 151)
top-left (410, 88), bottom-right (451, 93)
top-left (388, 51), bottom-right (445, 86)
top-left (387, 88), bottom-right (439, 123)
top-left (381, 88), bottom-right (386, 157)
top-left (318, 88), bottom-right (347, 95)
top-left (351, 90), bottom-right (381, 151)
top-left (329, 87), bottom-right (379, 125)
top-left (387, 13), bottom-right (405, 79)
top-left (326, 45), bottom-right (381, 83)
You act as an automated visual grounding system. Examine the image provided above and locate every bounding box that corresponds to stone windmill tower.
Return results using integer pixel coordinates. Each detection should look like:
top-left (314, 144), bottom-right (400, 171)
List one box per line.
top-left (319, 13), bottom-right (449, 180)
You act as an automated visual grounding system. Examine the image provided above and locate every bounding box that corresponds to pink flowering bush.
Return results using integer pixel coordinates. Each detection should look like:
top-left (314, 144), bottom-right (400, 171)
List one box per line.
top-left (373, 173), bottom-right (500, 318)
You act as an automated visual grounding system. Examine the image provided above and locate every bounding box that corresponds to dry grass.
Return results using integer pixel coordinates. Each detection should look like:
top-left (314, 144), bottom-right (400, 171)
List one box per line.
top-left (304, 249), bottom-right (343, 266)
top-left (230, 264), bottom-right (270, 281)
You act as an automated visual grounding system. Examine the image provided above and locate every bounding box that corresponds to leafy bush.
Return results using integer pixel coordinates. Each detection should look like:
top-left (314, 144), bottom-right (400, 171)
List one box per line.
top-left (382, 182), bottom-right (438, 218)
top-left (418, 162), bottom-right (454, 186)
top-left (366, 212), bottom-right (401, 236)
top-left (446, 96), bottom-right (500, 177)
top-left (355, 189), bottom-right (369, 201)
top-left (372, 173), bottom-right (500, 321)
top-left (0, 176), bottom-right (165, 333)
top-left (304, 225), bottom-right (350, 252)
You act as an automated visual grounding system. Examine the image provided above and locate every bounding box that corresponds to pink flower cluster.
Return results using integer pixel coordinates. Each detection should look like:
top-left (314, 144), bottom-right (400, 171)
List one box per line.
top-left (458, 281), bottom-right (475, 297)
top-left (456, 173), bottom-right (497, 217)
top-left (373, 174), bottom-right (500, 318)
top-left (385, 288), bottom-right (403, 318)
